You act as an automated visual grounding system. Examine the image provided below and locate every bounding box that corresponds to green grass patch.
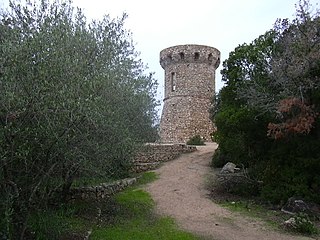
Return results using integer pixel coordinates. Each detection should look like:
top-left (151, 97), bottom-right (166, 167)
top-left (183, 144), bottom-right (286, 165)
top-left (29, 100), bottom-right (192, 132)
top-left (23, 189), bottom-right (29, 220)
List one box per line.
top-left (90, 186), bottom-right (199, 240)
top-left (219, 200), bottom-right (288, 229)
top-left (28, 171), bottom-right (200, 239)
top-left (136, 171), bottom-right (159, 185)
top-left (91, 216), bottom-right (199, 240)
top-left (27, 204), bottom-right (89, 239)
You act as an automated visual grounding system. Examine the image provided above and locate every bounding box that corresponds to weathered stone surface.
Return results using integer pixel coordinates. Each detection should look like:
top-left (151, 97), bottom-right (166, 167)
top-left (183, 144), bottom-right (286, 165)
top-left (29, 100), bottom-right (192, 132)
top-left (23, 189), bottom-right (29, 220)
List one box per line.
top-left (159, 44), bottom-right (220, 143)
top-left (282, 197), bottom-right (310, 214)
top-left (69, 143), bottom-right (197, 200)
top-left (282, 197), bottom-right (320, 216)
top-left (69, 177), bottom-right (137, 200)
top-left (282, 217), bottom-right (297, 229)
top-left (220, 162), bottom-right (238, 174)
top-left (132, 143), bottom-right (196, 172)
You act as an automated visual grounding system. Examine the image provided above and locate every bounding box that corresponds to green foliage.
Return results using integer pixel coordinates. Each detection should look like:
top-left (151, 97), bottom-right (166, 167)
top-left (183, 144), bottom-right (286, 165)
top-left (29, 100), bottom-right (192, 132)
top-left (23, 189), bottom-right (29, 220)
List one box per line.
top-left (186, 135), bottom-right (205, 145)
top-left (213, 105), bottom-right (271, 168)
top-left (91, 187), bottom-right (199, 240)
top-left (27, 207), bottom-right (75, 240)
top-left (91, 216), bottom-right (199, 240)
top-left (115, 189), bottom-right (154, 213)
top-left (290, 213), bottom-right (318, 235)
top-left (0, 0), bottom-right (159, 238)
top-left (136, 172), bottom-right (159, 185)
top-left (212, 0), bottom-right (320, 205)
top-left (24, 171), bottom-right (193, 239)
top-left (211, 148), bottom-right (227, 168)
top-left (260, 136), bottom-right (320, 203)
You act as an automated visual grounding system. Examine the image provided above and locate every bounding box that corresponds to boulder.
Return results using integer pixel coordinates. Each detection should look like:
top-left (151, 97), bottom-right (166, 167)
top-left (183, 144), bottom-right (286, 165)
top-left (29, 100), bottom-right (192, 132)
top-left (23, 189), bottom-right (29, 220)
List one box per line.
top-left (220, 162), bottom-right (240, 174)
top-left (281, 197), bottom-right (320, 216)
top-left (282, 197), bottom-right (309, 214)
top-left (282, 217), bottom-right (297, 229)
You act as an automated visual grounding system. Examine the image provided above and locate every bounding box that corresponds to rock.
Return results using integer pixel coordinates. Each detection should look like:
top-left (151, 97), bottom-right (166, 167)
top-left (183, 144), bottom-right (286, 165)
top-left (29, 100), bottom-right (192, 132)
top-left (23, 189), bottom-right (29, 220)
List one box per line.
top-left (220, 162), bottom-right (240, 174)
top-left (281, 197), bottom-right (310, 214)
top-left (282, 217), bottom-right (297, 229)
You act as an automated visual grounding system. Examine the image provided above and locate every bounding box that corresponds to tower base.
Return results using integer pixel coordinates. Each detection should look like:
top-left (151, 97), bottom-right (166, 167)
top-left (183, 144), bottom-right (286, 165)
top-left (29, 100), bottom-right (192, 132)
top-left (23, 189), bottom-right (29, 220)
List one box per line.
top-left (159, 96), bottom-right (214, 143)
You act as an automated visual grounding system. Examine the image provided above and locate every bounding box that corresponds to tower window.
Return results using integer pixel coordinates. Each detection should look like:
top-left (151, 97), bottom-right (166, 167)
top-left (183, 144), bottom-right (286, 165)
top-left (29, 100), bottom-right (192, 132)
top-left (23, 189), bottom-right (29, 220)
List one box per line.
top-left (208, 53), bottom-right (213, 61)
top-left (179, 52), bottom-right (185, 60)
top-left (171, 72), bottom-right (176, 92)
top-left (195, 52), bottom-right (200, 60)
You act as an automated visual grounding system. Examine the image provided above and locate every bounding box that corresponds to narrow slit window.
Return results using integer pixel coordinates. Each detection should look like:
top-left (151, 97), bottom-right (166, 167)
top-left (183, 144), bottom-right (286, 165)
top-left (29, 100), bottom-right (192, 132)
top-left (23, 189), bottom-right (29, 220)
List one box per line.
top-left (171, 72), bottom-right (176, 92)
top-left (179, 52), bottom-right (185, 60)
top-left (195, 52), bottom-right (200, 60)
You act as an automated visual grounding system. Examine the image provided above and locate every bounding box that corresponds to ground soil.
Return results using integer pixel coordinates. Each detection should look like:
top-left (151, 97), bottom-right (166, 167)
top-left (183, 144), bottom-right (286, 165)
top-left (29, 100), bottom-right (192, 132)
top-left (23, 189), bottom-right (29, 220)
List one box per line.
top-left (144, 142), bottom-right (317, 240)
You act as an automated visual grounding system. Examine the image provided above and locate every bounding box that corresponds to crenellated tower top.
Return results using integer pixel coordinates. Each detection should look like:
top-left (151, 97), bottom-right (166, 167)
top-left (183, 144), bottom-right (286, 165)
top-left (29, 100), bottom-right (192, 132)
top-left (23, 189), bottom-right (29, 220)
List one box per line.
top-left (160, 44), bottom-right (220, 70)
top-left (159, 44), bottom-right (220, 143)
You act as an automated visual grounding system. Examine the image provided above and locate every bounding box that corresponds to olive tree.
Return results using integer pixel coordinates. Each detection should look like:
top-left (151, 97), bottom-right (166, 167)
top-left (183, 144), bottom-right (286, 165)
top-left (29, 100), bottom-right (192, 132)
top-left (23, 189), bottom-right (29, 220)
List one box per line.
top-left (0, 0), bottom-right (158, 238)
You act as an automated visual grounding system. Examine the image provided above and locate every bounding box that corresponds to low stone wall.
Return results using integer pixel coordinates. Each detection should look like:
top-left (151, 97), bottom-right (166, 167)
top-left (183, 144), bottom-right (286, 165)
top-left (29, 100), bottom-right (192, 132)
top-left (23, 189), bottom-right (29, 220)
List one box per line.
top-left (69, 143), bottom-right (197, 200)
top-left (69, 177), bottom-right (137, 200)
top-left (133, 143), bottom-right (197, 172)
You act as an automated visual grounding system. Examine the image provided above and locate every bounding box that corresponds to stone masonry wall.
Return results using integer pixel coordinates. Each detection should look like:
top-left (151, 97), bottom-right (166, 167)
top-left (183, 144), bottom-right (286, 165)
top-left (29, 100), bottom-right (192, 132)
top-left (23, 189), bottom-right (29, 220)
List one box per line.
top-left (133, 143), bottom-right (196, 172)
top-left (69, 143), bottom-right (197, 200)
top-left (159, 44), bottom-right (220, 143)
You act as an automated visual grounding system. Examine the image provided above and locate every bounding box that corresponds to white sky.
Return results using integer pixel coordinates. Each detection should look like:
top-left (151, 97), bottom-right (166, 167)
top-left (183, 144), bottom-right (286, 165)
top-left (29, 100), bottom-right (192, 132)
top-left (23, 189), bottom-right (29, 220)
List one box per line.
top-left (1, 0), bottom-right (319, 113)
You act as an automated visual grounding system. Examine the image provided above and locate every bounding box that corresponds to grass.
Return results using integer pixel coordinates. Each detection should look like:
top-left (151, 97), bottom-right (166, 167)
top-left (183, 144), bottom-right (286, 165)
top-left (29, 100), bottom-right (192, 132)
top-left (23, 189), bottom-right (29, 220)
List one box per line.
top-left (91, 217), bottom-right (198, 240)
top-left (136, 171), bottom-right (159, 185)
top-left (90, 172), bottom-right (200, 240)
top-left (219, 200), bottom-right (283, 227)
top-left (27, 172), bottom-right (201, 240)
top-left (218, 199), bottom-right (320, 235)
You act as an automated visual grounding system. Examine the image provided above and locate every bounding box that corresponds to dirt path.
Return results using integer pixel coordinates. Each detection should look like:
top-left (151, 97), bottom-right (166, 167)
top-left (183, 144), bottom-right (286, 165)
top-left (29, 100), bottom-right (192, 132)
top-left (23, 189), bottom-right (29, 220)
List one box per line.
top-left (145, 142), bottom-right (314, 240)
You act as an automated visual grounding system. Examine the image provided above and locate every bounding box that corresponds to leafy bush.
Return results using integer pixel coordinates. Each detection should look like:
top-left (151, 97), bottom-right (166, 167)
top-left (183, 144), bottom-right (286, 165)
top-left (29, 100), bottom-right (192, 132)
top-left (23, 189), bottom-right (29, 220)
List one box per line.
top-left (213, 104), bottom-right (271, 168)
top-left (211, 1), bottom-right (320, 205)
top-left (211, 148), bottom-right (228, 168)
top-left (186, 135), bottom-right (205, 145)
top-left (286, 213), bottom-right (318, 235)
top-left (294, 213), bottom-right (318, 235)
top-left (0, 0), bottom-right (158, 238)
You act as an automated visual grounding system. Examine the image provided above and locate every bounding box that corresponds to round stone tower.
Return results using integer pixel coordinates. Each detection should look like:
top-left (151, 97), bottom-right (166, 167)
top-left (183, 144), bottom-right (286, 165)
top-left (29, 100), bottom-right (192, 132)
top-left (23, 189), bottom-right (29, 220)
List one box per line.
top-left (159, 44), bottom-right (220, 143)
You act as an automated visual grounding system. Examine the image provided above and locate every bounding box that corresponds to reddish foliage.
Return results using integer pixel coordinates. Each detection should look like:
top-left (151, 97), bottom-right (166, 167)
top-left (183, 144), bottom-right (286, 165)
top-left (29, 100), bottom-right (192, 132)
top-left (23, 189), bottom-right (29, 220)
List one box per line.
top-left (267, 98), bottom-right (317, 139)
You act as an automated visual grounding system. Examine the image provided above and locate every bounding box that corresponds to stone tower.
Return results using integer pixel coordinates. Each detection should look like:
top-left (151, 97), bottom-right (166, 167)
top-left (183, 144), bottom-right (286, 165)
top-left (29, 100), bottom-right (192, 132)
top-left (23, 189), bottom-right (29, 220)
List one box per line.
top-left (159, 44), bottom-right (220, 143)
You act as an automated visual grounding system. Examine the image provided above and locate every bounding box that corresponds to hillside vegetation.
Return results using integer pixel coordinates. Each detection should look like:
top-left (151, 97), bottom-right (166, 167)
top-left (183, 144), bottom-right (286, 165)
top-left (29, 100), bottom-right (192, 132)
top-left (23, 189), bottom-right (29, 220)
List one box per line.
top-left (211, 0), bottom-right (320, 204)
top-left (0, 0), bottom-right (158, 238)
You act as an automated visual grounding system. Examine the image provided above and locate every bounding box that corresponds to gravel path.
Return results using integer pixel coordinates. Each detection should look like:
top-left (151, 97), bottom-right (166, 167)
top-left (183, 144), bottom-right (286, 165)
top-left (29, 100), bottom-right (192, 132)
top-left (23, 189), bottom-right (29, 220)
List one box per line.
top-left (144, 142), bottom-right (313, 240)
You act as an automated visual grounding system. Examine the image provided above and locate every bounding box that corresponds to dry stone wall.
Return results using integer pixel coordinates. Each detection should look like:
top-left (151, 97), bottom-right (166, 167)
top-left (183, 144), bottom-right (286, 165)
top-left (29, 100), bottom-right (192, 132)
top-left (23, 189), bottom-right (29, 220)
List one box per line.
top-left (69, 143), bottom-right (196, 200)
top-left (159, 44), bottom-right (220, 143)
top-left (133, 143), bottom-right (196, 172)
top-left (69, 178), bottom-right (137, 200)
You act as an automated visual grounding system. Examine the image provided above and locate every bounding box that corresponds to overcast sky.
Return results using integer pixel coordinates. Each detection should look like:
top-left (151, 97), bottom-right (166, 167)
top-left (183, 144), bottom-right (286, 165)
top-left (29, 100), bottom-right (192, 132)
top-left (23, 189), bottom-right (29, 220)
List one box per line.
top-left (1, 0), bottom-right (319, 110)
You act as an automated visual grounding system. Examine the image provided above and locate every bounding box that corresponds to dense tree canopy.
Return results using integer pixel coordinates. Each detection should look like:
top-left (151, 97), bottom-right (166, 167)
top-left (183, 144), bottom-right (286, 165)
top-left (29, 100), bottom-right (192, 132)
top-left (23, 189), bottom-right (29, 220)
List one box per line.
top-left (212, 0), bottom-right (320, 203)
top-left (0, 0), bottom-right (158, 238)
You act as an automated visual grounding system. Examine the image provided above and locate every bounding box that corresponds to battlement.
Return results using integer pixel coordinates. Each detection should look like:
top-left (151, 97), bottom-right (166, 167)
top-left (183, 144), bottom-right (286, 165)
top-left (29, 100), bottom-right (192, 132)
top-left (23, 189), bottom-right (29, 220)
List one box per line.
top-left (160, 44), bottom-right (220, 69)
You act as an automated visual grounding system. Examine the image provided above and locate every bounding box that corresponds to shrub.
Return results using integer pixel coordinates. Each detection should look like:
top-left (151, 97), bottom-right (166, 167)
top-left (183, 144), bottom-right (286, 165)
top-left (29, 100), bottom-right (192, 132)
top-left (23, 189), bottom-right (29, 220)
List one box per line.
top-left (211, 149), bottom-right (228, 168)
top-left (0, 0), bottom-right (158, 238)
top-left (285, 213), bottom-right (319, 235)
top-left (186, 135), bottom-right (205, 145)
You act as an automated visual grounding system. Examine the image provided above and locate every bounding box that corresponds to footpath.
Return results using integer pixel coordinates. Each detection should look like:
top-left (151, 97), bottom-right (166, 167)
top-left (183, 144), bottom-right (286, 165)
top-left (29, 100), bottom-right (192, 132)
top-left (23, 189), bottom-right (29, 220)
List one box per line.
top-left (145, 142), bottom-right (313, 240)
